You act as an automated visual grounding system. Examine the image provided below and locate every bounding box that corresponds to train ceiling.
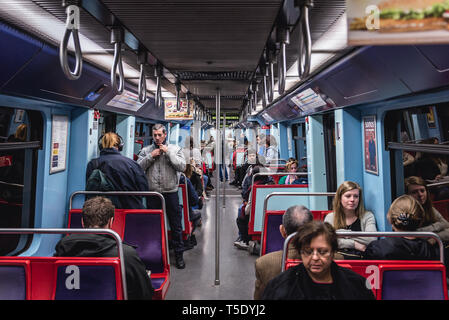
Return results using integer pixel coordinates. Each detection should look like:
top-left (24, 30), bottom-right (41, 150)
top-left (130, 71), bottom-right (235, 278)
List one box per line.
top-left (0, 0), bottom-right (347, 115)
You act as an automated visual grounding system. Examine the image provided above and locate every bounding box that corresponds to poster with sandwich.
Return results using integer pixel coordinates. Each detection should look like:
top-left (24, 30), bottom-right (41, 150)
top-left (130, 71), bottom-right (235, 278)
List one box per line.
top-left (347, 0), bottom-right (449, 45)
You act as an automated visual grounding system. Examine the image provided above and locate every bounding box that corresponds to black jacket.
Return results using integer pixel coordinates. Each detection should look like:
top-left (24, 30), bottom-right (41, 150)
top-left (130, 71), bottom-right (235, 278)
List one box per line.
top-left (54, 233), bottom-right (154, 300)
top-left (363, 237), bottom-right (440, 260)
top-left (262, 262), bottom-right (375, 300)
top-left (86, 148), bottom-right (149, 209)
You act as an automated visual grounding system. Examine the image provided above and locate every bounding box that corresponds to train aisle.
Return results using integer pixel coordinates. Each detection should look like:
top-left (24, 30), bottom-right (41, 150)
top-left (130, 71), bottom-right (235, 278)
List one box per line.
top-left (165, 180), bottom-right (258, 300)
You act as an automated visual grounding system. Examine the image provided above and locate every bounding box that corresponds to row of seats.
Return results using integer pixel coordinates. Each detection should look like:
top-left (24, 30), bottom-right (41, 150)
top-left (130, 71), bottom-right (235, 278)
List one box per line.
top-left (284, 259), bottom-right (448, 300)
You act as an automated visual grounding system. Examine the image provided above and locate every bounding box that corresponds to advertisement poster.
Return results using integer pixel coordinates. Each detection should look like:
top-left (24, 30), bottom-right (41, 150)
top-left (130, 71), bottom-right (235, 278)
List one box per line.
top-left (363, 115), bottom-right (378, 175)
top-left (50, 115), bottom-right (68, 174)
top-left (164, 98), bottom-right (194, 120)
top-left (347, 0), bottom-right (449, 45)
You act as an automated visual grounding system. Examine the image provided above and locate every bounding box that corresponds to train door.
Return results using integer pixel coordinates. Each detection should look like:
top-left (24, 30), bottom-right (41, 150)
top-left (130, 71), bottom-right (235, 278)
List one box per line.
top-left (292, 122), bottom-right (307, 169)
top-left (0, 107), bottom-right (43, 255)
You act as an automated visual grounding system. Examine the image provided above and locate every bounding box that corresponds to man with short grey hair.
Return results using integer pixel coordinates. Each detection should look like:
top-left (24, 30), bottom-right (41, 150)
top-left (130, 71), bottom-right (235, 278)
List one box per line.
top-left (253, 205), bottom-right (313, 299)
top-left (138, 123), bottom-right (187, 269)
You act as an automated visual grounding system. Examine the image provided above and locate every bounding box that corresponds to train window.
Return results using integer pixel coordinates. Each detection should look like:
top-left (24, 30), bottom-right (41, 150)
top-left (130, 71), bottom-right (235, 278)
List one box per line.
top-left (0, 107), bottom-right (42, 255)
top-left (385, 104), bottom-right (449, 202)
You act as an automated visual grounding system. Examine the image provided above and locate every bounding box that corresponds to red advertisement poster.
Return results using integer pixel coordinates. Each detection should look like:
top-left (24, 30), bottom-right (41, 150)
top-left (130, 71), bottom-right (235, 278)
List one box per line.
top-left (363, 115), bottom-right (378, 175)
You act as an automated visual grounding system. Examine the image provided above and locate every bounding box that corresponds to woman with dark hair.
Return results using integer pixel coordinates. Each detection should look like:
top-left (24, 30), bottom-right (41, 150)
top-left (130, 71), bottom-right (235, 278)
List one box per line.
top-left (262, 221), bottom-right (375, 300)
top-left (405, 176), bottom-right (449, 244)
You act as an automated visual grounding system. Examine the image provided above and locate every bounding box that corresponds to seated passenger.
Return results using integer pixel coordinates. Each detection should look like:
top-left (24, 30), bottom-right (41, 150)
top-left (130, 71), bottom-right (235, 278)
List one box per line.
top-left (405, 176), bottom-right (449, 244)
top-left (278, 159), bottom-right (307, 185)
top-left (180, 165), bottom-right (202, 249)
top-left (54, 196), bottom-right (154, 300)
top-left (234, 165), bottom-right (274, 250)
top-left (364, 195), bottom-right (439, 260)
top-left (86, 132), bottom-right (149, 209)
top-left (324, 181), bottom-right (377, 259)
top-left (254, 205), bottom-right (313, 300)
top-left (262, 221), bottom-right (375, 300)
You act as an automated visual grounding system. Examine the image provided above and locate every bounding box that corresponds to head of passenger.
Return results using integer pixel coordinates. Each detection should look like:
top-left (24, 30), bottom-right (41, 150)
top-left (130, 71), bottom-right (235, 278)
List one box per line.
top-left (332, 181), bottom-right (365, 228)
top-left (14, 124), bottom-right (27, 141)
top-left (280, 205), bottom-right (313, 238)
top-left (265, 135), bottom-right (277, 148)
top-left (152, 123), bottom-right (167, 146)
top-left (293, 221), bottom-right (338, 281)
top-left (286, 159), bottom-right (298, 173)
top-left (184, 163), bottom-right (193, 179)
top-left (185, 136), bottom-right (195, 150)
top-left (247, 148), bottom-right (257, 164)
top-left (101, 132), bottom-right (122, 150)
top-left (387, 195), bottom-right (424, 232)
top-left (81, 196), bottom-right (115, 229)
top-left (405, 176), bottom-right (436, 225)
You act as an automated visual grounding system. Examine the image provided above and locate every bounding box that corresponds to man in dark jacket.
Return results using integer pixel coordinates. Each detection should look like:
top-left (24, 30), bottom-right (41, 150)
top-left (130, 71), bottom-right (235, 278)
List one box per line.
top-left (86, 132), bottom-right (149, 209)
top-left (54, 196), bottom-right (154, 300)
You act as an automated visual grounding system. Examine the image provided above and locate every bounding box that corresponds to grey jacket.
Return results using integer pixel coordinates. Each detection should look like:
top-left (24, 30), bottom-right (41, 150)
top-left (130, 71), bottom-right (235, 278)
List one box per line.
top-left (137, 143), bottom-right (186, 193)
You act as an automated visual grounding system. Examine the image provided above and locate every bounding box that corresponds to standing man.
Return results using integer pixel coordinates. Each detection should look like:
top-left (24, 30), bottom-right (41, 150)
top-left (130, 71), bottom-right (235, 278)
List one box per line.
top-left (137, 124), bottom-right (187, 269)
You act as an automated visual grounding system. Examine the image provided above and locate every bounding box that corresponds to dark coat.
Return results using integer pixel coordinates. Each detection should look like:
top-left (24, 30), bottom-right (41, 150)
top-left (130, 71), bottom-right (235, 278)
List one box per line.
top-left (54, 233), bottom-right (154, 300)
top-left (363, 237), bottom-right (440, 260)
top-left (262, 262), bottom-right (375, 300)
top-left (86, 148), bottom-right (149, 209)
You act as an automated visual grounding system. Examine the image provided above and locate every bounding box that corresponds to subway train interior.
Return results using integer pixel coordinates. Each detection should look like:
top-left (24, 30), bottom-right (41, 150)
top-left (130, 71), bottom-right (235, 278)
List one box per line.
top-left (1, 0), bottom-right (449, 303)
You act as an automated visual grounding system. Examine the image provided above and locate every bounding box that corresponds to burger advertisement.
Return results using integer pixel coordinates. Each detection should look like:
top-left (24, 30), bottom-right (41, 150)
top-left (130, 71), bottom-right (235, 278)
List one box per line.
top-left (347, 0), bottom-right (449, 45)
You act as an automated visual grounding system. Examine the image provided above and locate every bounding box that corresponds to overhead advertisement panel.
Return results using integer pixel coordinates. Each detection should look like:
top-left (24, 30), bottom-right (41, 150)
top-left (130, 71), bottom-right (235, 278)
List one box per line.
top-left (107, 90), bottom-right (145, 112)
top-left (347, 0), bottom-right (449, 45)
top-left (164, 99), bottom-right (193, 120)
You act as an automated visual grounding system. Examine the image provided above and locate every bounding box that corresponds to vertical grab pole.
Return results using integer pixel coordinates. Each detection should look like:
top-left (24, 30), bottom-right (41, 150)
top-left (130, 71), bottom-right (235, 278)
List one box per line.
top-left (215, 88), bottom-right (221, 286)
top-left (222, 112), bottom-right (226, 208)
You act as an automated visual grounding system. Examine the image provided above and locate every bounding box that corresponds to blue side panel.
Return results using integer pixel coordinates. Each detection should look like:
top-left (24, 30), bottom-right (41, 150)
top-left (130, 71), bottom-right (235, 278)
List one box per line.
top-left (0, 22), bottom-right (43, 89)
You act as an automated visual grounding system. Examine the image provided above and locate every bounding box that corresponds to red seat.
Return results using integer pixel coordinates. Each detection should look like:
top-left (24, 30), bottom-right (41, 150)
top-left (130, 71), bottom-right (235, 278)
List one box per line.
top-left (433, 199), bottom-right (449, 221)
top-left (0, 257), bottom-right (124, 300)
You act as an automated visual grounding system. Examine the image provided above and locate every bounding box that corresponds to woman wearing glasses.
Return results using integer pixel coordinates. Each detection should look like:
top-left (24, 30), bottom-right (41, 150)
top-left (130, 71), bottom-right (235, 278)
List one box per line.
top-left (262, 221), bottom-right (375, 300)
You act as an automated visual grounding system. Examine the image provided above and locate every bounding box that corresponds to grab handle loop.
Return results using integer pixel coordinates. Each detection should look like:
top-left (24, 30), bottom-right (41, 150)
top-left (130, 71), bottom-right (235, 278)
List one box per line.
top-left (59, 4), bottom-right (83, 80)
top-left (154, 64), bottom-right (163, 109)
top-left (298, 0), bottom-right (313, 79)
top-left (111, 28), bottom-right (124, 94)
top-left (276, 28), bottom-right (289, 95)
top-left (137, 51), bottom-right (147, 103)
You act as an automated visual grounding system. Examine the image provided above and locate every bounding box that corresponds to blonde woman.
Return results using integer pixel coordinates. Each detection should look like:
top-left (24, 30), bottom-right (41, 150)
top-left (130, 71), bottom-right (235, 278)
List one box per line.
top-left (364, 195), bottom-right (439, 260)
top-left (324, 181), bottom-right (377, 259)
top-left (279, 159), bottom-right (300, 185)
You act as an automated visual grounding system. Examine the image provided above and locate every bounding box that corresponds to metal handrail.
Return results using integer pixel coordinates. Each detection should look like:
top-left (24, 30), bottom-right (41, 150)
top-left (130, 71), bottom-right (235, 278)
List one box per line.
top-left (59, 3), bottom-right (83, 80)
top-left (251, 171), bottom-right (308, 187)
top-left (69, 190), bottom-right (170, 269)
top-left (263, 191), bottom-right (335, 256)
top-left (0, 228), bottom-right (127, 300)
top-left (281, 230), bottom-right (444, 272)
top-left (297, 0), bottom-right (313, 79)
top-left (427, 179), bottom-right (449, 189)
top-left (175, 81), bottom-right (182, 111)
top-left (110, 28), bottom-right (124, 94)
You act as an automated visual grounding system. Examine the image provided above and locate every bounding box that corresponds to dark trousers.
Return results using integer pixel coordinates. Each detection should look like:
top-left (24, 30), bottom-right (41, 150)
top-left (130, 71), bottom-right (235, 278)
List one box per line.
top-left (147, 192), bottom-right (184, 254)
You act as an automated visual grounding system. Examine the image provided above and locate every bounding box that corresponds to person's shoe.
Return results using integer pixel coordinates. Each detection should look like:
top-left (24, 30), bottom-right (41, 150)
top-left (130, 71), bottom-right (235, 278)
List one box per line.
top-left (248, 240), bottom-right (259, 255)
top-left (190, 234), bottom-right (197, 246)
top-left (233, 237), bottom-right (242, 247)
top-left (175, 253), bottom-right (186, 269)
top-left (235, 240), bottom-right (249, 250)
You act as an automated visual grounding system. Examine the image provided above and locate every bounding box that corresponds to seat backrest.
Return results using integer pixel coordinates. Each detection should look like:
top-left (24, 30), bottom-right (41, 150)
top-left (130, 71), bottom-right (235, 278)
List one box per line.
top-left (379, 264), bottom-right (448, 300)
top-left (121, 209), bottom-right (168, 275)
top-left (433, 199), bottom-right (449, 221)
top-left (0, 257), bottom-right (124, 300)
top-left (261, 211), bottom-right (284, 255)
top-left (0, 260), bottom-right (30, 300)
top-left (54, 260), bottom-right (121, 300)
top-left (248, 185), bottom-right (309, 236)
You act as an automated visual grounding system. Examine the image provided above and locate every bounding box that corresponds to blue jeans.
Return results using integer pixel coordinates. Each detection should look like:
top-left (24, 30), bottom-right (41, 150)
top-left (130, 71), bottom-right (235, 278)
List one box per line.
top-left (219, 164), bottom-right (228, 181)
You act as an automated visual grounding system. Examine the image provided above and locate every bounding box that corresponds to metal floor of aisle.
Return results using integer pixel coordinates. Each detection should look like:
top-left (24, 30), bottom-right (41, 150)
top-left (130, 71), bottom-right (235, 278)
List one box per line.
top-left (165, 179), bottom-right (258, 300)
